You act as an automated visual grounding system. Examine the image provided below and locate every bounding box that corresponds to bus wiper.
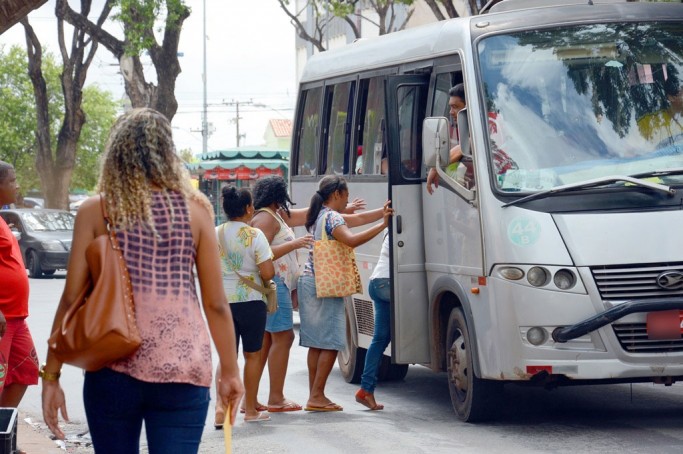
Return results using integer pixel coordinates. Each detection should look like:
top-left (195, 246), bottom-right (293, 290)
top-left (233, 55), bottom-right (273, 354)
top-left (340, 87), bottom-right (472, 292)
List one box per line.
top-left (629, 167), bottom-right (683, 179)
top-left (502, 175), bottom-right (674, 208)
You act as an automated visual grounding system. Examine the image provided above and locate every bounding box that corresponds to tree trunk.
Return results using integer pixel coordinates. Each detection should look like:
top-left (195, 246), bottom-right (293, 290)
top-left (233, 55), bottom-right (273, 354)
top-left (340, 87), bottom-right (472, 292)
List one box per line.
top-left (422, 0), bottom-right (446, 21)
top-left (56, 0), bottom-right (187, 121)
top-left (23, 1), bottom-right (97, 210)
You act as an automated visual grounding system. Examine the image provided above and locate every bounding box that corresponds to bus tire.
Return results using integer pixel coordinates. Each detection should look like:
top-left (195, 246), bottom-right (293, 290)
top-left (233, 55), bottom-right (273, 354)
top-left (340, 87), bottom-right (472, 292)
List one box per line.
top-left (446, 307), bottom-right (501, 422)
top-left (378, 356), bottom-right (409, 382)
top-left (338, 304), bottom-right (366, 384)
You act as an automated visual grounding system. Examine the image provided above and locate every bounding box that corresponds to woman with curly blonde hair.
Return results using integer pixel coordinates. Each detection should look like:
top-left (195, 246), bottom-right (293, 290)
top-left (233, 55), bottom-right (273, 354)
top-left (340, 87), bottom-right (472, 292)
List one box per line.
top-left (42, 108), bottom-right (244, 453)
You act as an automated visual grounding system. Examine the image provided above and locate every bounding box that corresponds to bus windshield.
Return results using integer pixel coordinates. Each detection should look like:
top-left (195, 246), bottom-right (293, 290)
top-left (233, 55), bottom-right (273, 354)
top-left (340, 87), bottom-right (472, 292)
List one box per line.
top-left (477, 22), bottom-right (683, 193)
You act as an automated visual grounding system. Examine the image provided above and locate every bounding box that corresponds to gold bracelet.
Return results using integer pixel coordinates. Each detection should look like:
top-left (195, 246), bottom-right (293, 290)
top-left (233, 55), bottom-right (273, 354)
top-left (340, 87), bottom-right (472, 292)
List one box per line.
top-left (39, 364), bottom-right (61, 381)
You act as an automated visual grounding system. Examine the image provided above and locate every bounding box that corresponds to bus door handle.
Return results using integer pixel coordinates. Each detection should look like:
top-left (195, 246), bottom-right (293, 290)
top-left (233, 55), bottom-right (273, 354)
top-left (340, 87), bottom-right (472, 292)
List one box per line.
top-left (396, 215), bottom-right (402, 234)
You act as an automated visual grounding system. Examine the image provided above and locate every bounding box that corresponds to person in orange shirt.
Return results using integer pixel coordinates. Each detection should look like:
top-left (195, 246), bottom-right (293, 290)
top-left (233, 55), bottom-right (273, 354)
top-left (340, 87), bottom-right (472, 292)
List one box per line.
top-left (0, 161), bottom-right (40, 410)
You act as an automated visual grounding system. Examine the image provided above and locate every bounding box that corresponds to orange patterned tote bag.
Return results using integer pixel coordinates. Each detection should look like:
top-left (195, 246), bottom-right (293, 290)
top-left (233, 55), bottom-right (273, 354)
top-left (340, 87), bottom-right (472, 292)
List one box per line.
top-left (314, 212), bottom-right (363, 298)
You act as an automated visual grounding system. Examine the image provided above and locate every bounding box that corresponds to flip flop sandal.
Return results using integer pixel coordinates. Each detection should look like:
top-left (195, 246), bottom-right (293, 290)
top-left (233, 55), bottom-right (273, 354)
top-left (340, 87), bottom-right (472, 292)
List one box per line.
top-left (244, 411), bottom-right (271, 423)
top-left (304, 402), bottom-right (343, 412)
top-left (267, 401), bottom-right (303, 413)
top-left (240, 403), bottom-right (268, 414)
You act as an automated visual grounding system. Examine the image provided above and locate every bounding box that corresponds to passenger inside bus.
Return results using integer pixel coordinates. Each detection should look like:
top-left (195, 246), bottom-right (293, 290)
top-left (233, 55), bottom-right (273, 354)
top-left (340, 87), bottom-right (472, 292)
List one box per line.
top-left (426, 83), bottom-right (467, 194)
top-left (427, 83), bottom-right (519, 194)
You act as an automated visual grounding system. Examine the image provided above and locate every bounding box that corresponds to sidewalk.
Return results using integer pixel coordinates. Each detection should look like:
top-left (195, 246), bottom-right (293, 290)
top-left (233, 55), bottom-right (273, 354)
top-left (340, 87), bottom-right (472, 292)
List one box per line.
top-left (17, 412), bottom-right (64, 454)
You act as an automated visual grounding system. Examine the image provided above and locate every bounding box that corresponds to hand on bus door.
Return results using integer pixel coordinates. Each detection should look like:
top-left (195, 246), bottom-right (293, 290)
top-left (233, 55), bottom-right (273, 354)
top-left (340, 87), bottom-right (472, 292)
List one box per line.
top-left (381, 200), bottom-right (394, 227)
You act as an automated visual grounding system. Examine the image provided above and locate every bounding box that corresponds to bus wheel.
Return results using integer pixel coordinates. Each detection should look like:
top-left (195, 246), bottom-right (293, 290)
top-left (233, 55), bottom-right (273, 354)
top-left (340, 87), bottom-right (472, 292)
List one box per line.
top-left (338, 304), bottom-right (366, 384)
top-left (446, 308), bottom-right (500, 422)
top-left (378, 356), bottom-right (409, 382)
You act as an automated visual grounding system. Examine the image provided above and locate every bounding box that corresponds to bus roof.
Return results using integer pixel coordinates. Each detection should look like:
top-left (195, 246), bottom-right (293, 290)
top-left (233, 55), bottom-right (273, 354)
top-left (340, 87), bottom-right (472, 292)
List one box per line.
top-left (299, 18), bottom-right (470, 84)
top-left (299, 1), bottom-right (683, 85)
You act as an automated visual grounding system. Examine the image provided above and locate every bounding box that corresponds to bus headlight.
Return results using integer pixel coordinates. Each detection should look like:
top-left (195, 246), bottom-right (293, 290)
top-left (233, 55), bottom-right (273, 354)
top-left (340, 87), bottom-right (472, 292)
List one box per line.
top-left (499, 266), bottom-right (524, 280)
top-left (526, 327), bottom-right (549, 346)
top-left (527, 267), bottom-right (549, 287)
top-left (553, 269), bottom-right (576, 290)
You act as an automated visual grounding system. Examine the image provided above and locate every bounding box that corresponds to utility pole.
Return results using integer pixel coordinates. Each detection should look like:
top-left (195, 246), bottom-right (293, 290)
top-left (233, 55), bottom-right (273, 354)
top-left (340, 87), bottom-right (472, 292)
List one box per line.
top-left (201, 0), bottom-right (208, 154)
top-left (224, 99), bottom-right (255, 147)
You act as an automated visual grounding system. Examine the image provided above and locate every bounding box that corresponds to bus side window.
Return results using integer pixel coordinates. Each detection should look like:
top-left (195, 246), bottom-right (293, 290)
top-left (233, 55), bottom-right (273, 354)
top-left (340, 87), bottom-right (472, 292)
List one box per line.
top-left (432, 73), bottom-right (452, 118)
top-left (397, 85), bottom-right (426, 179)
top-left (296, 87), bottom-right (322, 176)
top-left (356, 77), bottom-right (387, 175)
top-left (323, 81), bottom-right (355, 175)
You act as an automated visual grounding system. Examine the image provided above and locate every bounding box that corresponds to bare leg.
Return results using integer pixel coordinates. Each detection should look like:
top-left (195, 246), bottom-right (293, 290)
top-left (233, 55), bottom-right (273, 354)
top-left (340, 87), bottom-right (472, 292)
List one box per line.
top-left (0, 384), bottom-right (27, 407)
top-left (243, 350), bottom-right (265, 419)
top-left (244, 333), bottom-right (271, 411)
top-left (267, 329), bottom-right (295, 406)
top-left (259, 332), bottom-right (273, 376)
top-left (306, 349), bottom-right (338, 408)
top-left (307, 348), bottom-right (321, 392)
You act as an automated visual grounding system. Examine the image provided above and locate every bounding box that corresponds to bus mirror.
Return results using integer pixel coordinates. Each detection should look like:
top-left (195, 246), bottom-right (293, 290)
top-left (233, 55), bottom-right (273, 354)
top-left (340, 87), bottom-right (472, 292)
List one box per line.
top-left (422, 117), bottom-right (450, 167)
top-left (457, 108), bottom-right (470, 157)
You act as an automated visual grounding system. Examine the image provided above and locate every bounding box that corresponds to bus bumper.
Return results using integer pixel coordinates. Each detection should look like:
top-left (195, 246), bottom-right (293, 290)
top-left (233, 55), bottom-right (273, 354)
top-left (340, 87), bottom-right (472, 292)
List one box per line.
top-left (552, 298), bottom-right (683, 343)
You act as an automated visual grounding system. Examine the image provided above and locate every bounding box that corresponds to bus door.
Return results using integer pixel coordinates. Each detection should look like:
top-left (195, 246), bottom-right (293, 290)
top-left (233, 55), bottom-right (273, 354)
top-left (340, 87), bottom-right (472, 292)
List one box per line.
top-left (384, 74), bottom-right (431, 364)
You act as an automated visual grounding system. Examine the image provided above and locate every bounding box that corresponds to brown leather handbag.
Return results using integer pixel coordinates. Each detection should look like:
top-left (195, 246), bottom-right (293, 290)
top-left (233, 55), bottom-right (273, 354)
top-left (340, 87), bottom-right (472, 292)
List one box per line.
top-left (48, 196), bottom-right (141, 372)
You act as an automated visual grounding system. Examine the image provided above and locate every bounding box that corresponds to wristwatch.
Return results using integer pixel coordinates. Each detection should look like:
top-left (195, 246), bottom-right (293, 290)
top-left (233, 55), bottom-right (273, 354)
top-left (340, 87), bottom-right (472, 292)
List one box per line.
top-left (39, 364), bottom-right (61, 381)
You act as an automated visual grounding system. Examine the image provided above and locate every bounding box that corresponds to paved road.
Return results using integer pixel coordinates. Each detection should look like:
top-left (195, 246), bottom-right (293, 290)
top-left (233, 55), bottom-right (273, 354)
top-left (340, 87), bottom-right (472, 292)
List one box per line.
top-left (21, 273), bottom-right (683, 453)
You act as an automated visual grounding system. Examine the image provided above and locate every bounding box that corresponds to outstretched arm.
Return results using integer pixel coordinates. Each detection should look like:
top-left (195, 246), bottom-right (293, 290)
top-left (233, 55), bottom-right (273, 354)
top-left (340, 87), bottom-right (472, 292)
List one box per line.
top-left (332, 200), bottom-right (393, 248)
top-left (280, 198), bottom-right (367, 228)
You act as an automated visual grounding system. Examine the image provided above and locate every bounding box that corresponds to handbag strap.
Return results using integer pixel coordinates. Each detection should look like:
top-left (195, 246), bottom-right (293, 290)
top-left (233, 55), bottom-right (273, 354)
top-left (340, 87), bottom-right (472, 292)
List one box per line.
top-left (255, 207), bottom-right (286, 228)
top-left (99, 193), bottom-right (122, 250)
top-left (318, 210), bottom-right (332, 242)
top-left (217, 223), bottom-right (270, 294)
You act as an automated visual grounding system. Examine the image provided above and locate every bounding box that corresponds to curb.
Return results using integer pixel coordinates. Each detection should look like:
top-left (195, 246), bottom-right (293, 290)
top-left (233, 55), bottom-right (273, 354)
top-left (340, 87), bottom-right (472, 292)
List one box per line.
top-left (17, 412), bottom-right (64, 454)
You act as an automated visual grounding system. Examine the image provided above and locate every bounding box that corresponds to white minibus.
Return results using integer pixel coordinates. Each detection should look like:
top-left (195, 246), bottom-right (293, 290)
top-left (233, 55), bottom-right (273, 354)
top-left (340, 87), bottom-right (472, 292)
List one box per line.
top-left (290, 0), bottom-right (683, 421)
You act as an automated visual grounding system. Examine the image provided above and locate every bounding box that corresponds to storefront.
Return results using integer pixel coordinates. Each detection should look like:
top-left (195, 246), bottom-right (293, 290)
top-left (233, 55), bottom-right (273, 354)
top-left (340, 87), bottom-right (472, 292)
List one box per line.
top-left (188, 147), bottom-right (289, 223)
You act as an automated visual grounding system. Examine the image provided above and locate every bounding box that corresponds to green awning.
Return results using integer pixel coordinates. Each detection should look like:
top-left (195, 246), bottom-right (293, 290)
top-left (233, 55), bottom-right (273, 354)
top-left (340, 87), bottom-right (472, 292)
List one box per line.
top-left (187, 159), bottom-right (288, 171)
top-left (197, 147), bottom-right (289, 161)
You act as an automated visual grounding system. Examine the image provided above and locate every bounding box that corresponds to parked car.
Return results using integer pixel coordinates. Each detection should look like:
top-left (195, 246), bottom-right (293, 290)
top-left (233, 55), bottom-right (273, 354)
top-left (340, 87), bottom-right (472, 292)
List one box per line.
top-left (21, 197), bottom-right (43, 209)
top-left (0, 209), bottom-right (75, 278)
top-left (22, 197), bottom-right (44, 209)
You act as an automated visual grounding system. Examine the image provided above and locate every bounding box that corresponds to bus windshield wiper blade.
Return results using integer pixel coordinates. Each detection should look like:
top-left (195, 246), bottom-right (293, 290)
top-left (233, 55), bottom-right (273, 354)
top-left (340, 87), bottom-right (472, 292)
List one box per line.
top-left (502, 175), bottom-right (674, 208)
top-left (629, 167), bottom-right (683, 179)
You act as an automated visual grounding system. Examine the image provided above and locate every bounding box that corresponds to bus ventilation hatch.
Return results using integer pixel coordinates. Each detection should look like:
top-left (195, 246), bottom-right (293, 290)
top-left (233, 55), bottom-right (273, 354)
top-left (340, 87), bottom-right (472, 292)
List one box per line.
top-left (352, 298), bottom-right (375, 337)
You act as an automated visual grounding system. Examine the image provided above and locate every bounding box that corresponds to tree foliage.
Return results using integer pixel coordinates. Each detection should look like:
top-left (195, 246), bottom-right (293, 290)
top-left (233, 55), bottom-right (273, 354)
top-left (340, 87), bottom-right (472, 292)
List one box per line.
top-left (422, 0), bottom-right (489, 19)
top-left (0, 45), bottom-right (117, 198)
top-left (56, 0), bottom-right (189, 120)
top-left (278, 0), bottom-right (415, 52)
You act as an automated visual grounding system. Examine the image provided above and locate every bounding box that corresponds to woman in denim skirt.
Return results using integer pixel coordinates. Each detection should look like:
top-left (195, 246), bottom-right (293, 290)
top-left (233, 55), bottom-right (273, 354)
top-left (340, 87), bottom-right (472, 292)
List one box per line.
top-left (298, 175), bottom-right (392, 412)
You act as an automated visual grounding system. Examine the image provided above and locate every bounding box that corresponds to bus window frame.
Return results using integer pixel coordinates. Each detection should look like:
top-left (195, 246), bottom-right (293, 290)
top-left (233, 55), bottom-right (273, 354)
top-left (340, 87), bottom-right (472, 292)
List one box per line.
top-left (292, 83), bottom-right (324, 179)
top-left (320, 79), bottom-right (357, 176)
top-left (347, 67), bottom-right (398, 181)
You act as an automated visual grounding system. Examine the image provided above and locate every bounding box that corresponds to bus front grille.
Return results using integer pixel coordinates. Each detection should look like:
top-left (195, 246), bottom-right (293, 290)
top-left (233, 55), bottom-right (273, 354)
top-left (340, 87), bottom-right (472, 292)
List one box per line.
top-left (591, 262), bottom-right (683, 301)
top-left (612, 323), bottom-right (683, 353)
top-left (352, 298), bottom-right (374, 337)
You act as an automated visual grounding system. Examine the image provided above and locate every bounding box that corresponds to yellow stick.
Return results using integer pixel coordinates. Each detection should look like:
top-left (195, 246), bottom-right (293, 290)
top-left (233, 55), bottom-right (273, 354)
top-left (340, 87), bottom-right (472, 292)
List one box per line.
top-left (223, 403), bottom-right (232, 453)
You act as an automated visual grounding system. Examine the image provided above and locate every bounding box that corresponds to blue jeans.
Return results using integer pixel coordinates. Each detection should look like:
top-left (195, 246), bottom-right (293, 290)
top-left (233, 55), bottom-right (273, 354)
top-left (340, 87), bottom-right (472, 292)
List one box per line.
top-left (360, 277), bottom-right (391, 393)
top-left (84, 368), bottom-right (210, 454)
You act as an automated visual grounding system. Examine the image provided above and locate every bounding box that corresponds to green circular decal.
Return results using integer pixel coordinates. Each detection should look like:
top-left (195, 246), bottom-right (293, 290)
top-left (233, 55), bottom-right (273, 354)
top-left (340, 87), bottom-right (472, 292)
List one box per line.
top-left (508, 217), bottom-right (541, 247)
